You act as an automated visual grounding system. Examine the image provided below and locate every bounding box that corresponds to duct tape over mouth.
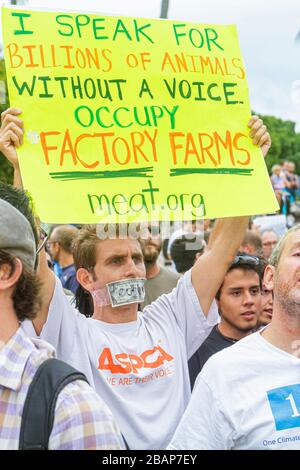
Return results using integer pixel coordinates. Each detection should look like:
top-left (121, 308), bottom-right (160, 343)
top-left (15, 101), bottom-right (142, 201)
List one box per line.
top-left (91, 278), bottom-right (145, 308)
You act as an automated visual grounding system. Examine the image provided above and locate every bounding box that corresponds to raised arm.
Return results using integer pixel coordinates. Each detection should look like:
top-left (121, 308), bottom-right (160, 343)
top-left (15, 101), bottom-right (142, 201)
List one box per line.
top-left (0, 108), bottom-right (55, 335)
top-left (191, 116), bottom-right (271, 315)
top-left (191, 216), bottom-right (249, 315)
top-left (0, 107), bottom-right (24, 188)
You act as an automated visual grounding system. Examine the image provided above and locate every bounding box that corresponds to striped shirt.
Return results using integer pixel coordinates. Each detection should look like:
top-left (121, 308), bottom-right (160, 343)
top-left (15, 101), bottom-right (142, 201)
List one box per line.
top-left (0, 327), bottom-right (125, 450)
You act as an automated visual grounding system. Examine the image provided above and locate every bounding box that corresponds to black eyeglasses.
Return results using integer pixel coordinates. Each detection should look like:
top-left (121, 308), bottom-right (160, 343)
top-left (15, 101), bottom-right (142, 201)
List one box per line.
top-left (232, 255), bottom-right (260, 266)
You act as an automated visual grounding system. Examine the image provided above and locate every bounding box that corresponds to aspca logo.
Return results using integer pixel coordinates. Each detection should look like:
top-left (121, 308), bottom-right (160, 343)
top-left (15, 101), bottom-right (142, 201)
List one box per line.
top-left (98, 345), bottom-right (174, 374)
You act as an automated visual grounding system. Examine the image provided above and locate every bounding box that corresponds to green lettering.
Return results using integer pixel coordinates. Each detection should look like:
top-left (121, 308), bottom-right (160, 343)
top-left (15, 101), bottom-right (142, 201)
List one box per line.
top-left (112, 194), bottom-right (129, 215)
top-left (93, 18), bottom-right (108, 39)
top-left (12, 75), bottom-right (36, 96)
top-left (141, 180), bottom-right (159, 208)
top-left (207, 83), bottom-right (221, 101)
top-left (139, 79), bottom-right (154, 99)
top-left (113, 20), bottom-right (132, 41)
top-left (56, 15), bottom-right (74, 36)
top-left (113, 108), bottom-right (132, 128)
top-left (134, 20), bottom-right (154, 44)
top-left (74, 106), bottom-right (94, 127)
top-left (12, 12), bottom-right (33, 35)
top-left (129, 193), bottom-right (149, 213)
top-left (205, 28), bottom-right (224, 52)
top-left (87, 194), bottom-right (111, 215)
top-left (95, 107), bottom-right (113, 128)
top-left (223, 82), bottom-right (238, 105)
top-left (173, 24), bottom-right (187, 46)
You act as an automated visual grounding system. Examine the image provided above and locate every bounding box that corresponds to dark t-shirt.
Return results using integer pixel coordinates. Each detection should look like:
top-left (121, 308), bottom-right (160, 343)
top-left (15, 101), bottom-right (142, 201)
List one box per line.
top-left (188, 325), bottom-right (237, 390)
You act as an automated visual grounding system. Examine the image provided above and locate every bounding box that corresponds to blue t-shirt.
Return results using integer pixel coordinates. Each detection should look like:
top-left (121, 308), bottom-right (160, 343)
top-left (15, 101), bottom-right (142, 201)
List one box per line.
top-left (60, 264), bottom-right (78, 294)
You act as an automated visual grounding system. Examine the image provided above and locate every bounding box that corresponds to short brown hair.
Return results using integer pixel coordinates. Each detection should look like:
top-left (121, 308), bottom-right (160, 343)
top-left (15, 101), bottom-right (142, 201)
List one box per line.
top-left (72, 225), bottom-right (99, 272)
top-left (73, 224), bottom-right (145, 271)
top-left (0, 250), bottom-right (41, 322)
top-left (241, 230), bottom-right (263, 253)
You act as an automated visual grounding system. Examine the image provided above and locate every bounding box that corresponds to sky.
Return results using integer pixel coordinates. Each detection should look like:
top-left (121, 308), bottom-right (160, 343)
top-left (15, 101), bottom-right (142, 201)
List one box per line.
top-left (1, 0), bottom-right (300, 130)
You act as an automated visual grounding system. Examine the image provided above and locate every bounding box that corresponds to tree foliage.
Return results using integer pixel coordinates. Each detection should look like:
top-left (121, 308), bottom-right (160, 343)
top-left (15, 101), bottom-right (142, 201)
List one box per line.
top-left (256, 113), bottom-right (300, 174)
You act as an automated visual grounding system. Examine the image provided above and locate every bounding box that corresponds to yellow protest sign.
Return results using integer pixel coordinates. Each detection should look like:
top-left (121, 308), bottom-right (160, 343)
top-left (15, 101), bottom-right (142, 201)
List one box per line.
top-left (2, 6), bottom-right (278, 223)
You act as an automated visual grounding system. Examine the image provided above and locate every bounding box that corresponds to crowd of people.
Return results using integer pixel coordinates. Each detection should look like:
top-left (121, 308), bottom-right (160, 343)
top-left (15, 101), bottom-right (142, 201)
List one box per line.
top-left (1, 107), bottom-right (300, 450)
top-left (270, 161), bottom-right (300, 216)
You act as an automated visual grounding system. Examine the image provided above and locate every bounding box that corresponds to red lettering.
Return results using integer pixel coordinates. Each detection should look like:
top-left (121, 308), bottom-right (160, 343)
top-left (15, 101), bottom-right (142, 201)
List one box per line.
top-left (234, 132), bottom-right (251, 165)
top-left (98, 348), bottom-right (130, 374)
top-left (98, 346), bottom-right (174, 375)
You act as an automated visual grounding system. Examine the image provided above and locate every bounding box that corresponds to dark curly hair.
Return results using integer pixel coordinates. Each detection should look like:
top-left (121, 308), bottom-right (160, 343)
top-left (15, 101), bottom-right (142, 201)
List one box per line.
top-left (0, 251), bottom-right (41, 322)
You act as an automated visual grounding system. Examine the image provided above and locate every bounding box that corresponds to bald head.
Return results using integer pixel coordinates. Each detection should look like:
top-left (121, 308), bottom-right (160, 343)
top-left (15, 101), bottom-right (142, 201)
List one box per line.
top-left (51, 225), bottom-right (79, 254)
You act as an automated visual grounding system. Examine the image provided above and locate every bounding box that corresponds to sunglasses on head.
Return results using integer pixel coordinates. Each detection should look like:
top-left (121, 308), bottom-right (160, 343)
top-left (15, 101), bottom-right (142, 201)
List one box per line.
top-left (232, 255), bottom-right (260, 267)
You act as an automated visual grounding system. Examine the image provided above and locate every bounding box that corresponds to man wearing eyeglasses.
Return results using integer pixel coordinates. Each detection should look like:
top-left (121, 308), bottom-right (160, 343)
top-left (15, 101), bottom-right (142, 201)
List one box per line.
top-left (261, 229), bottom-right (278, 260)
top-left (46, 225), bottom-right (79, 295)
top-left (188, 253), bottom-right (263, 389)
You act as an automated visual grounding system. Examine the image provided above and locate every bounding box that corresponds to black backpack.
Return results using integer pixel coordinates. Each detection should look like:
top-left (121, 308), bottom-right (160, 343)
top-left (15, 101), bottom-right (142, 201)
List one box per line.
top-left (19, 358), bottom-right (88, 450)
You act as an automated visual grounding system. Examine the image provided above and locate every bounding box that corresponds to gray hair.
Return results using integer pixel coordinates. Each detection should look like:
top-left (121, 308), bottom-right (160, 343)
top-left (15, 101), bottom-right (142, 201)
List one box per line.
top-left (269, 224), bottom-right (300, 267)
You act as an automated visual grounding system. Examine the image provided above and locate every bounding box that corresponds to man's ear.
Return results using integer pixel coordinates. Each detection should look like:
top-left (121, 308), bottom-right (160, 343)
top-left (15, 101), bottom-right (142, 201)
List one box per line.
top-left (264, 265), bottom-right (275, 291)
top-left (76, 268), bottom-right (95, 293)
top-left (0, 258), bottom-right (23, 291)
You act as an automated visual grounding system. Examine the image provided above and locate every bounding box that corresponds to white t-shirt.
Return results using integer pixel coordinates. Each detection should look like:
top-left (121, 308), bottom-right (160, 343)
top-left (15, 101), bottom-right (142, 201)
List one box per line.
top-left (22, 269), bottom-right (218, 450)
top-left (168, 331), bottom-right (300, 450)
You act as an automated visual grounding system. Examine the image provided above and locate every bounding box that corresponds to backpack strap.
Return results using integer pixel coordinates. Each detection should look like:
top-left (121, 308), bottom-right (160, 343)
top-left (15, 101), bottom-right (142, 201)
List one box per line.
top-left (19, 358), bottom-right (88, 450)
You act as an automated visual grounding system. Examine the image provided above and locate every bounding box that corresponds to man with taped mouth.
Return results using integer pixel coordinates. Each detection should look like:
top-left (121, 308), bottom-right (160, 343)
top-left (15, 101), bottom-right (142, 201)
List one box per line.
top-left (0, 107), bottom-right (271, 450)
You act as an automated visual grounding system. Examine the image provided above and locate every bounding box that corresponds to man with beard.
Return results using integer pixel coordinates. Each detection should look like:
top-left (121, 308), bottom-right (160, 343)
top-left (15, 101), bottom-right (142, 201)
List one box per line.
top-left (168, 225), bottom-right (300, 450)
top-left (141, 222), bottom-right (180, 309)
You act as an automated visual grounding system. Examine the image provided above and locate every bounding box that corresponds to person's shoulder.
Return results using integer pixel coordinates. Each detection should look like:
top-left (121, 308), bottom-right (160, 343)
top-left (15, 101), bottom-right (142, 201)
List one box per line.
top-left (56, 378), bottom-right (104, 409)
top-left (51, 379), bottom-right (124, 449)
top-left (54, 379), bottom-right (118, 431)
top-left (160, 266), bottom-right (181, 281)
top-left (62, 264), bottom-right (76, 274)
top-left (52, 276), bottom-right (87, 320)
top-left (14, 327), bottom-right (55, 364)
top-left (200, 332), bottom-right (261, 375)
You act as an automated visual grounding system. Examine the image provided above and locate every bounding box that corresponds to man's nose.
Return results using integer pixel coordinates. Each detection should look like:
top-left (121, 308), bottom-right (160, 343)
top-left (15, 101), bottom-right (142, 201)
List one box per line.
top-left (124, 258), bottom-right (138, 277)
top-left (243, 292), bottom-right (255, 305)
